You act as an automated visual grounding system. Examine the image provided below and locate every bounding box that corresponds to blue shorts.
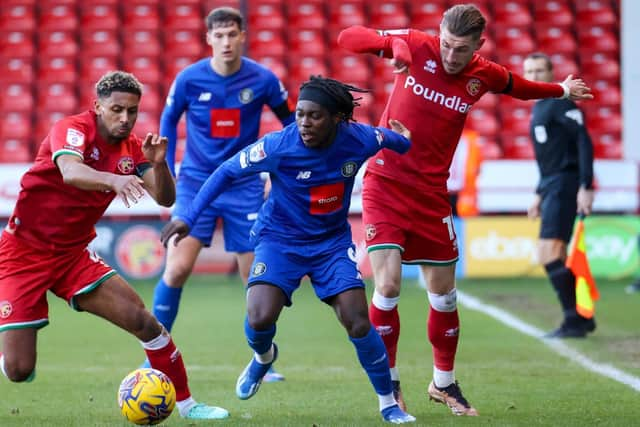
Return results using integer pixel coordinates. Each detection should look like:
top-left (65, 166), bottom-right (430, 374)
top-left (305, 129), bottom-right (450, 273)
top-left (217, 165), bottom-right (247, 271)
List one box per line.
top-left (247, 236), bottom-right (365, 306)
top-left (173, 174), bottom-right (264, 251)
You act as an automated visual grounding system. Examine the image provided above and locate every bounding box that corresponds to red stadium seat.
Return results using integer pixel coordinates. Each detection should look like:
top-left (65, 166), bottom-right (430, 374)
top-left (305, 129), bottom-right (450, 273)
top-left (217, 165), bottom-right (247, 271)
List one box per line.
top-left (162, 55), bottom-right (197, 88)
top-left (327, 1), bottom-right (366, 31)
top-left (0, 112), bottom-right (31, 141)
top-left (36, 82), bottom-right (78, 114)
top-left (466, 108), bottom-right (499, 138)
top-left (38, 3), bottom-right (79, 32)
top-left (204, 0), bottom-right (241, 11)
top-left (289, 56), bottom-right (329, 90)
top-left (0, 3), bottom-right (36, 32)
top-left (0, 138), bottom-right (32, 163)
top-left (549, 53), bottom-right (579, 78)
top-left (122, 30), bottom-right (162, 58)
top-left (79, 55), bottom-right (119, 87)
top-left (591, 132), bottom-right (622, 159)
top-left (368, 1), bottom-right (410, 29)
top-left (473, 92), bottom-right (498, 111)
top-left (134, 111), bottom-right (160, 135)
top-left (0, 30), bottom-right (35, 59)
top-left (37, 56), bottom-right (77, 84)
top-left (164, 3), bottom-right (203, 31)
top-left (495, 52), bottom-right (527, 72)
top-left (476, 136), bottom-right (503, 160)
top-left (576, 26), bottom-right (619, 55)
top-left (79, 29), bottom-right (120, 59)
top-left (329, 55), bottom-right (371, 87)
top-left (501, 133), bottom-right (534, 159)
top-left (122, 3), bottom-right (161, 31)
top-left (410, 2), bottom-right (446, 31)
top-left (500, 105), bottom-right (532, 135)
top-left (258, 109), bottom-right (283, 137)
top-left (34, 111), bottom-right (66, 145)
top-left (248, 29), bottom-right (286, 59)
top-left (493, 2), bottom-right (533, 28)
top-left (580, 52), bottom-right (620, 82)
top-left (164, 30), bottom-right (205, 58)
top-left (587, 110), bottom-right (622, 135)
top-left (533, 1), bottom-right (574, 27)
top-left (288, 2), bottom-right (326, 31)
top-left (37, 30), bottom-right (78, 58)
top-left (0, 57), bottom-right (34, 84)
top-left (122, 55), bottom-right (162, 86)
top-left (254, 55), bottom-right (287, 81)
top-left (137, 83), bottom-right (163, 115)
top-left (590, 79), bottom-right (621, 106)
top-left (0, 83), bottom-right (34, 112)
top-left (288, 29), bottom-right (327, 58)
top-left (494, 27), bottom-right (535, 56)
top-left (575, 0), bottom-right (617, 26)
top-left (79, 3), bottom-right (120, 31)
top-left (247, 3), bottom-right (285, 31)
top-left (535, 26), bottom-right (577, 54)
top-left (477, 36), bottom-right (496, 60)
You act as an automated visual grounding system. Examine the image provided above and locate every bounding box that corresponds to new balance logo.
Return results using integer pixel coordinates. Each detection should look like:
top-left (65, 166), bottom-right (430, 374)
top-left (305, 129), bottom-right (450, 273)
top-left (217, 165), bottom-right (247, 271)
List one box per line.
top-left (296, 171), bottom-right (312, 180)
top-left (198, 92), bottom-right (212, 101)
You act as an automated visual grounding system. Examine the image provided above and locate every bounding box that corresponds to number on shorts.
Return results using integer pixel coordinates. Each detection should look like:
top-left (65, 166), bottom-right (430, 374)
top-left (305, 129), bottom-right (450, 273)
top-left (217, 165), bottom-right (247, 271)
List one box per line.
top-left (442, 214), bottom-right (454, 241)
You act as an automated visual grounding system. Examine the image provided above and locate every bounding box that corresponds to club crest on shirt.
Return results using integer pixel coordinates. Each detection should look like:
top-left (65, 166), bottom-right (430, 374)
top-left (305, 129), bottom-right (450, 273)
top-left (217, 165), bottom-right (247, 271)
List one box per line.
top-left (252, 262), bottom-right (267, 276)
top-left (365, 224), bottom-right (376, 241)
top-left (341, 161), bottom-right (357, 177)
top-left (238, 88), bottom-right (254, 104)
top-left (249, 141), bottom-right (267, 163)
top-left (466, 78), bottom-right (482, 96)
top-left (66, 128), bottom-right (85, 147)
top-left (117, 156), bottom-right (134, 174)
top-left (0, 300), bottom-right (12, 319)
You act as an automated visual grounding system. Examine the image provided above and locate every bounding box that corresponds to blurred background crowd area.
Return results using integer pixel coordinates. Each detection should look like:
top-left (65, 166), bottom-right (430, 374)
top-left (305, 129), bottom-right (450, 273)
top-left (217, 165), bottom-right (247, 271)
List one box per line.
top-left (0, 0), bottom-right (621, 163)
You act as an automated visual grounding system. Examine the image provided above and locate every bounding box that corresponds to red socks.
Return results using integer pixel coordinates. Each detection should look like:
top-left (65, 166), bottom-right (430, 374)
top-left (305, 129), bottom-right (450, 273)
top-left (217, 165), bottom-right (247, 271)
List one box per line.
top-left (369, 303), bottom-right (400, 368)
top-left (427, 307), bottom-right (459, 371)
top-left (145, 338), bottom-right (191, 401)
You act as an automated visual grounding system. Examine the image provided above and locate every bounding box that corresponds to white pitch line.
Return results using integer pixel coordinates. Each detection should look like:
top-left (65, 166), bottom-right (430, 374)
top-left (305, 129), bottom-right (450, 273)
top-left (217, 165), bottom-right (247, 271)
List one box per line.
top-left (458, 290), bottom-right (640, 392)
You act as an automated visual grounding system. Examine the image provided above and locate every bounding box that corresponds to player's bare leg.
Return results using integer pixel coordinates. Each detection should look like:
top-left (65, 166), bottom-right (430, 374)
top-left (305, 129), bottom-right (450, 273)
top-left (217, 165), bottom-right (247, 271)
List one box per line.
top-left (423, 264), bottom-right (477, 416)
top-left (368, 248), bottom-right (406, 411)
top-left (1, 328), bottom-right (37, 382)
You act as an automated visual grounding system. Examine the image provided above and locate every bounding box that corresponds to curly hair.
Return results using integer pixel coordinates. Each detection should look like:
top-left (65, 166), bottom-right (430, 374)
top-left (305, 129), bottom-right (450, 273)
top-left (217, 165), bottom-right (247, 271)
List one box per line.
top-left (95, 71), bottom-right (143, 99)
top-left (299, 76), bottom-right (370, 123)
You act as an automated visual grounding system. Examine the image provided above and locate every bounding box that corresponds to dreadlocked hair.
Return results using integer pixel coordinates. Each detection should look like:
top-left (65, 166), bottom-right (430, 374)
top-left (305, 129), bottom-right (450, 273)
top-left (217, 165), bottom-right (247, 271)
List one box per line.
top-left (299, 76), bottom-right (370, 123)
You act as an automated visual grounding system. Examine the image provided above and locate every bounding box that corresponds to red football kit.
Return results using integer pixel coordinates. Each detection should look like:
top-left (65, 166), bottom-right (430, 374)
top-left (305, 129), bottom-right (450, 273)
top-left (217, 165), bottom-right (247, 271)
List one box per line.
top-left (340, 28), bottom-right (564, 262)
top-left (0, 111), bottom-right (149, 331)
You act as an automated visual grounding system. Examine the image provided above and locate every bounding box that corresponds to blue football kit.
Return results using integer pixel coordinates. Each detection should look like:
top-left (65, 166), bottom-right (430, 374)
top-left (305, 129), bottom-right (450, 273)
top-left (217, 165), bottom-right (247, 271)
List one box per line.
top-left (178, 121), bottom-right (410, 304)
top-left (162, 56), bottom-right (294, 250)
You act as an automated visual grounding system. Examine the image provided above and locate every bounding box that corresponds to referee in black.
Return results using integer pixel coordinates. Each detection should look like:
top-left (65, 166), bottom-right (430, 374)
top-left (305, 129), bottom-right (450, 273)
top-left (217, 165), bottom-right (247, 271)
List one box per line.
top-left (523, 52), bottom-right (596, 338)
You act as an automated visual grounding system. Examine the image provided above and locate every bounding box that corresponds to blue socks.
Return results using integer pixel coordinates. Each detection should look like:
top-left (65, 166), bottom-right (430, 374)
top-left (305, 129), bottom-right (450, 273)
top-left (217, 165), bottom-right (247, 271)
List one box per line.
top-left (244, 317), bottom-right (276, 355)
top-left (350, 326), bottom-right (393, 396)
top-left (152, 279), bottom-right (183, 332)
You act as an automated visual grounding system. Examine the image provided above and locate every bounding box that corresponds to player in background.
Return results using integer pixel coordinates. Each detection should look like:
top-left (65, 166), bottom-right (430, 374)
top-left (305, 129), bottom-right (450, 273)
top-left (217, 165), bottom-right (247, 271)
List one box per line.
top-left (523, 53), bottom-right (596, 338)
top-left (337, 3), bottom-right (593, 415)
top-left (0, 71), bottom-right (229, 420)
top-left (147, 7), bottom-right (294, 381)
top-left (160, 76), bottom-right (416, 424)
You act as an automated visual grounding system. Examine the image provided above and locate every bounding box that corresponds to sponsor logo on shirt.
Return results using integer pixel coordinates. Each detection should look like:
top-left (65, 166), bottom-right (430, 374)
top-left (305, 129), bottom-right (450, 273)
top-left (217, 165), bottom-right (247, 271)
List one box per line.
top-left (341, 161), bottom-right (357, 177)
top-left (66, 128), bottom-right (85, 147)
top-left (210, 109), bottom-right (241, 138)
top-left (466, 78), bottom-right (482, 96)
top-left (424, 59), bottom-right (437, 74)
top-left (404, 75), bottom-right (471, 113)
top-left (0, 300), bottom-right (12, 319)
top-left (249, 141), bottom-right (267, 163)
top-left (252, 262), bottom-right (267, 276)
top-left (198, 92), bottom-right (212, 102)
top-left (310, 182), bottom-right (344, 215)
top-left (117, 156), bottom-right (134, 174)
top-left (238, 88), bottom-right (254, 104)
top-left (296, 170), bottom-right (312, 180)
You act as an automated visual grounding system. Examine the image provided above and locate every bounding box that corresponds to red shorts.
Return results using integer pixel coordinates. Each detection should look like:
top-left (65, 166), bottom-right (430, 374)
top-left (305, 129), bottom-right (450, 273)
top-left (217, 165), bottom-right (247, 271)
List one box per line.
top-left (362, 172), bottom-right (458, 264)
top-left (0, 231), bottom-right (115, 332)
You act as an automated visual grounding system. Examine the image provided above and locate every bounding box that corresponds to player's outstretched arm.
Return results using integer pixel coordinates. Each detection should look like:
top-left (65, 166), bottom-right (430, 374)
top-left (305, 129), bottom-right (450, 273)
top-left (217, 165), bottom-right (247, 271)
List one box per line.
top-left (140, 132), bottom-right (176, 207)
top-left (560, 74), bottom-right (594, 101)
top-left (337, 26), bottom-right (412, 72)
top-left (505, 72), bottom-right (593, 102)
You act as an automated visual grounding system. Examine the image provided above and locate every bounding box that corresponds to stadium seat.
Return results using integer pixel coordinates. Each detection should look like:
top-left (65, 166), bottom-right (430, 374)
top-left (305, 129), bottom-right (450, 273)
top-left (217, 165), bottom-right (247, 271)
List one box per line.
top-left (549, 53), bottom-right (579, 78)
top-left (535, 26), bottom-right (577, 54)
top-left (466, 108), bottom-right (499, 138)
top-left (0, 57), bottom-right (34, 84)
top-left (591, 132), bottom-right (622, 159)
top-left (38, 30), bottom-right (78, 58)
top-left (0, 138), bottom-right (32, 163)
top-left (576, 26), bottom-right (619, 55)
top-left (0, 3), bottom-right (36, 32)
top-left (494, 27), bottom-right (535, 56)
top-left (368, 1), bottom-right (410, 29)
top-left (501, 133), bottom-right (534, 159)
top-left (500, 105), bottom-right (533, 135)
top-left (37, 56), bottom-right (77, 84)
top-left (495, 52), bottom-right (527, 72)
top-left (79, 55), bottom-right (119, 88)
top-left (79, 29), bottom-right (120, 59)
top-left (254, 55), bottom-right (287, 81)
top-left (122, 55), bottom-right (162, 86)
top-left (289, 56), bottom-right (330, 95)
top-left (329, 55), bottom-right (371, 88)
top-left (587, 109), bottom-right (622, 135)
top-left (134, 111), bottom-right (160, 135)
top-left (327, 1), bottom-right (366, 31)
top-left (590, 79), bottom-right (621, 107)
top-left (204, 0), bottom-right (241, 11)
top-left (137, 83), bottom-right (163, 115)
top-left (164, 3), bottom-right (203, 31)
top-left (121, 30), bottom-right (162, 57)
top-left (473, 92), bottom-right (498, 111)
top-left (580, 52), bottom-right (620, 82)
top-left (34, 110), bottom-right (65, 146)
top-left (162, 55), bottom-right (196, 88)
top-left (533, 0), bottom-right (574, 27)
top-left (0, 112), bottom-right (31, 141)
top-left (0, 83), bottom-right (34, 112)
top-left (493, 1), bottom-right (533, 27)
top-left (258, 109), bottom-right (283, 137)
top-left (248, 29), bottom-right (286, 59)
top-left (38, 3), bottom-right (79, 32)
top-left (0, 30), bottom-right (35, 59)
top-left (288, 29), bottom-right (327, 58)
top-left (575, 0), bottom-right (617, 26)
top-left (79, 3), bottom-right (120, 31)
top-left (163, 30), bottom-right (205, 58)
top-left (476, 135), bottom-right (503, 160)
top-left (410, 2), bottom-right (446, 30)
top-left (288, 1), bottom-right (327, 31)
top-left (36, 82), bottom-right (78, 114)
top-left (123, 3), bottom-right (161, 31)
top-left (247, 3), bottom-right (285, 31)
top-left (477, 36), bottom-right (496, 60)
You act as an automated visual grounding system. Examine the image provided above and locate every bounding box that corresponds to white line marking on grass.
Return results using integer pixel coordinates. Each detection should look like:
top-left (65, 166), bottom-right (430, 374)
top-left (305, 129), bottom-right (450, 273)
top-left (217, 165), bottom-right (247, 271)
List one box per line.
top-left (458, 291), bottom-right (640, 392)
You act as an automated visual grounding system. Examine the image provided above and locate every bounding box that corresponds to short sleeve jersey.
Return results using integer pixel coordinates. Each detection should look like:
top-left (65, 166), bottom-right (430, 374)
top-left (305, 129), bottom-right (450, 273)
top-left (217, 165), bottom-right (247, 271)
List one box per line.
top-left (368, 30), bottom-right (509, 191)
top-left (8, 111), bottom-right (149, 251)
top-left (163, 57), bottom-right (292, 181)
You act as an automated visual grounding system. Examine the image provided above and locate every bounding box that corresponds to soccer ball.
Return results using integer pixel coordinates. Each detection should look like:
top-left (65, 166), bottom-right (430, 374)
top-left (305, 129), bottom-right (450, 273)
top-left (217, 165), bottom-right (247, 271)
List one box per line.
top-left (117, 368), bottom-right (176, 425)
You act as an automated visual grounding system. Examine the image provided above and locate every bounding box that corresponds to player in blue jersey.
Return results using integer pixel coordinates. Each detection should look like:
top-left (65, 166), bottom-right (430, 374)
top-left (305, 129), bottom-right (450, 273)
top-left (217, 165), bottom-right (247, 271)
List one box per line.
top-left (160, 77), bottom-right (416, 423)
top-left (148, 7), bottom-right (294, 380)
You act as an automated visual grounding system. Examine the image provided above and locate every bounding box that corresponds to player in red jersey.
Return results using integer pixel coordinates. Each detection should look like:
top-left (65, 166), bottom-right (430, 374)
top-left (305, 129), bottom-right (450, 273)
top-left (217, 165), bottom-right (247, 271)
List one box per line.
top-left (0, 71), bottom-right (228, 420)
top-left (338, 4), bottom-right (593, 416)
